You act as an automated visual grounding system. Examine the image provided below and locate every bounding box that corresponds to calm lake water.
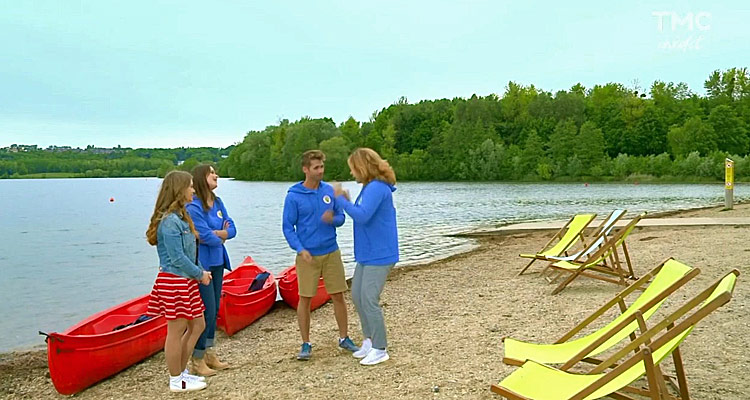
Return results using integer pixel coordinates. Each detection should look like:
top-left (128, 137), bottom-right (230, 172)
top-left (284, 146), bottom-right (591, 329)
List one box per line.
top-left (0, 179), bottom-right (745, 352)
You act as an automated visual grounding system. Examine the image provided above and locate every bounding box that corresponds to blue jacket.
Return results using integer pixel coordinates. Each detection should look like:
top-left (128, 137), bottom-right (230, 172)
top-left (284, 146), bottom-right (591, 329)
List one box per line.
top-left (186, 195), bottom-right (236, 271)
top-left (282, 181), bottom-right (345, 256)
top-left (156, 212), bottom-right (204, 280)
top-left (336, 180), bottom-right (399, 265)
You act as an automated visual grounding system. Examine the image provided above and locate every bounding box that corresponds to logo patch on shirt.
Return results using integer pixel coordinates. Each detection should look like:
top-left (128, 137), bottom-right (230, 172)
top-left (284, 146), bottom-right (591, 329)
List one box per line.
top-left (322, 195), bottom-right (331, 204)
top-left (217, 210), bottom-right (223, 219)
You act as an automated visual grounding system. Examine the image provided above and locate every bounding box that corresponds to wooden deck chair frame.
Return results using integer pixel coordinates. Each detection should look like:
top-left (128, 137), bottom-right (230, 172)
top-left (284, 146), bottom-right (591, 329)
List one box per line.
top-left (517, 213), bottom-right (597, 276)
top-left (492, 269), bottom-right (740, 400)
top-left (502, 258), bottom-right (700, 367)
top-left (587, 209), bottom-right (627, 245)
top-left (546, 213), bottom-right (645, 295)
top-left (539, 209), bottom-right (629, 279)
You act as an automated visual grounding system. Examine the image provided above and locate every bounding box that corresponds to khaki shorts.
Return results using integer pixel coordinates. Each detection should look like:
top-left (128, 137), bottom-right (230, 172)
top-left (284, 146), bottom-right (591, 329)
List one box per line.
top-left (296, 249), bottom-right (347, 297)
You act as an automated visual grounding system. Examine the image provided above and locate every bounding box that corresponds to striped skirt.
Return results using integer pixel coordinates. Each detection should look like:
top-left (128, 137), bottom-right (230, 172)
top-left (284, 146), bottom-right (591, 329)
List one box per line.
top-left (147, 272), bottom-right (205, 320)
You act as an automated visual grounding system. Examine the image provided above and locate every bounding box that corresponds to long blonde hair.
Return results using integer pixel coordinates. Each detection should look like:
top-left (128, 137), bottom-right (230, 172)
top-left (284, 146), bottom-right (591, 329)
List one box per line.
top-left (347, 148), bottom-right (396, 185)
top-left (146, 170), bottom-right (198, 246)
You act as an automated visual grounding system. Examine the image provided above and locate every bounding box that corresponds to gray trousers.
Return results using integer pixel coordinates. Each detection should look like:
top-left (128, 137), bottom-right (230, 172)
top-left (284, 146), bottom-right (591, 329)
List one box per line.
top-left (351, 263), bottom-right (393, 350)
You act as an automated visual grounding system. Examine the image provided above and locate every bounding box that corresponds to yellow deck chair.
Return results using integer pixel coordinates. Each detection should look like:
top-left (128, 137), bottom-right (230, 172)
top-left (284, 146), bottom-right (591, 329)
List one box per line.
top-left (547, 213), bottom-right (645, 295)
top-left (503, 258), bottom-right (699, 366)
top-left (518, 213), bottom-right (596, 276)
top-left (492, 270), bottom-right (739, 400)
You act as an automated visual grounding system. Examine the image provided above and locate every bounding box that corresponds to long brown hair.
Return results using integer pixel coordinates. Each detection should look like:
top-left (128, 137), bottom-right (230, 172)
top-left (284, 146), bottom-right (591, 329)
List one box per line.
top-left (347, 148), bottom-right (396, 185)
top-left (191, 163), bottom-right (216, 211)
top-left (146, 170), bottom-right (198, 245)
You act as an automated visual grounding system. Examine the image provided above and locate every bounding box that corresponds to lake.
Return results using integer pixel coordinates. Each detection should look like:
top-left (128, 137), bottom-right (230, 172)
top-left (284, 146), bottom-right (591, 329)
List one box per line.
top-left (0, 178), bottom-right (744, 352)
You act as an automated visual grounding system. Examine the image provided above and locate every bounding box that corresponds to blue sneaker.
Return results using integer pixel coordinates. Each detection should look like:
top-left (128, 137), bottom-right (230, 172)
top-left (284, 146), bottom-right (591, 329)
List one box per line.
top-left (338, 337), bottom-right (360, 352)
top-left (297, 343), bottom-right (312, 361)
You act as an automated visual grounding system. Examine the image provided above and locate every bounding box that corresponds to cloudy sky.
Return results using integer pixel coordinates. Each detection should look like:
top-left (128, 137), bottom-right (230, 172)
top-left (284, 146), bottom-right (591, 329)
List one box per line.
top-left (1, 0), bottom-right (748, 148)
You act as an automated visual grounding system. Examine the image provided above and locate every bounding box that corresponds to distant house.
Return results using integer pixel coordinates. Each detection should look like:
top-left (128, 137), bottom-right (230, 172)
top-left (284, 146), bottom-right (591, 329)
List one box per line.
top-left (8, 144), bottom-right (38, 152)
top-left (89, 148), bottom-right (115, 154)
top-left (47, 145), bottom-right (78, 152)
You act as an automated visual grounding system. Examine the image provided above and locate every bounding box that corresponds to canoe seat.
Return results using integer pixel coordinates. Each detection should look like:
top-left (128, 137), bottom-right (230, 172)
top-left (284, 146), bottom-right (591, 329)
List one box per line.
top-left (91, 314), bottom-right (139, 334)
top-left (223, 278), bottom-right (255, 295)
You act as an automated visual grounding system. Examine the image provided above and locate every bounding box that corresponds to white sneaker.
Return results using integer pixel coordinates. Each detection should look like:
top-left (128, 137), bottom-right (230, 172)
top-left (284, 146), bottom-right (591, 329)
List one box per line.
top-left (353, 338), bottom-right (372, 359)
top-left (182, 369), bottom-right (206, 382)
top-left (360, 348), bottom-right (389, 366)
top-left (169, 375), bottom-right (207, 392)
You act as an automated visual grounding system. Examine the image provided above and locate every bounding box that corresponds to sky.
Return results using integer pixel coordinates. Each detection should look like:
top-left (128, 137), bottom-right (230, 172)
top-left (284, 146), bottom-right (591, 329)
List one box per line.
top-left (1, 0), bottom-right (748, 149)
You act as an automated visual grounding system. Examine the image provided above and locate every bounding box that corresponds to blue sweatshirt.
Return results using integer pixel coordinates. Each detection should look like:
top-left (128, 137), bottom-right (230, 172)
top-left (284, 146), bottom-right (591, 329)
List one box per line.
top-left (282, 181), bottom-right (345, 256)
top-left (336, 180), bottom-right (399, 265)
top-left (186, 195), bottom-right (236, 270)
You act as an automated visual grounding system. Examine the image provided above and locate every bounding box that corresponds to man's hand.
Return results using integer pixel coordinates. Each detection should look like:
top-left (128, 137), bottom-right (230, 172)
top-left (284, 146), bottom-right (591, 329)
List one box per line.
top-left (321, 210), bottom-right (334, 223)
top-left (298, 250), bottom-right (313, 264)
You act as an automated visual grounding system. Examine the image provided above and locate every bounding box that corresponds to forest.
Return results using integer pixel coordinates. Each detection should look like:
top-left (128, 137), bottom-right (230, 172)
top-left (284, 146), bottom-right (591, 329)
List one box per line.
top-left (0, 147), bottom-right (232, 178)
top-left (221, 68), bottom-right (750, 182)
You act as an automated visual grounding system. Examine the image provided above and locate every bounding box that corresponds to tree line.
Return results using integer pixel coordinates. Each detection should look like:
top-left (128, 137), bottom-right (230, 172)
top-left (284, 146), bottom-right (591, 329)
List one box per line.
top-left (222, 67), bottom-right (750, 182)
top-left (0, 147), bottom-right (232, 178)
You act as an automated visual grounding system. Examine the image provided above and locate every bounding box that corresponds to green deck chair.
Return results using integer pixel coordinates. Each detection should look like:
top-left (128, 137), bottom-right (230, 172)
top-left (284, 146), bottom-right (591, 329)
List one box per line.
top-left (518, 213), bottom-right (596, 276)
top-left (503, 258), bottom-right (699, 366)
top-left (546, 213), bottom-right (645, 295)
top-left (492, 270), bottom-right (739, 400)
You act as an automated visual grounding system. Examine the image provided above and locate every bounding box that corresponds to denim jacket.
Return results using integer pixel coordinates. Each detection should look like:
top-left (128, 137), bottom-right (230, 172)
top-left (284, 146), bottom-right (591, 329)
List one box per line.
top-left (156, 212), bottom-right (204, 280)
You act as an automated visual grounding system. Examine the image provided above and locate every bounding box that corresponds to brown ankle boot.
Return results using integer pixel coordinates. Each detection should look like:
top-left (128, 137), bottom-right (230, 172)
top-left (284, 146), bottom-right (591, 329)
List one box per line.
top-left (205, 348), bottom-right (230, 370)
top-left (190, 356), bottom-right (217, 376)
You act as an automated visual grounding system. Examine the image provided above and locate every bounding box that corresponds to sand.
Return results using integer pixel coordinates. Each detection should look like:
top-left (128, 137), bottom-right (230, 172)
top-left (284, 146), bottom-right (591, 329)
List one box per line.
top-left (1, 204), bottom-right (748, 399)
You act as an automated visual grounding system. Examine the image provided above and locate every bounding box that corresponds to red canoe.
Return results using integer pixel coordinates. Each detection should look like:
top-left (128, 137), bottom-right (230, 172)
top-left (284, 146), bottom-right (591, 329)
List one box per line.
top-left (217, 256), bottom-right (277, 336)
top-left (277, 265), bottom-right (331, 310)
top-left (42, 294), bottom-right (167, 395)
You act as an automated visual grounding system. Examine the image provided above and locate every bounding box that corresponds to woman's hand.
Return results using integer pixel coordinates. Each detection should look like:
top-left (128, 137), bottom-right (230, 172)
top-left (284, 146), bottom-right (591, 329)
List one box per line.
top-left (200, 271), bottom-right (212, 285)
top-left (334, 186), bottom-right (350, 201)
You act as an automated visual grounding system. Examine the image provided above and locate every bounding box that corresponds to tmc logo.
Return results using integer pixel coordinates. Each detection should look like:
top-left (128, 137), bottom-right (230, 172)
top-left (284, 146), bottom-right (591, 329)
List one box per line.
top-left (652, 11), bottom-right (711, 32)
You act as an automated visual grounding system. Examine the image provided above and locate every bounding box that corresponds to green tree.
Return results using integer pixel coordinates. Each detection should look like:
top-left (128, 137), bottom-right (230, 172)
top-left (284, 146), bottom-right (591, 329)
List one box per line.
top-left (621, 104), bottom-right (668, 156)
top-left (546, 119), bottom-right (578, 173)
top-left (575, 121), bottom-right (607, 174)
top-left (340, 117), bottom-right (362, 147)
top-left (667, 117), bottom-right (718, 157)
top-left (396, 149), bottom-right (428, 180)
top-left (709, 105), bottom-right (748, 154)
top-left (520, 129), bottom-right (545, 178)
top-left (319, 136), bottom-right (350, 180)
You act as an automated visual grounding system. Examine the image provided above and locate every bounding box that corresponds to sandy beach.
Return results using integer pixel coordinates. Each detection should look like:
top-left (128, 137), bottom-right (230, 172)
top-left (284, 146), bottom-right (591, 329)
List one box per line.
top-left (1, 203), bottom-right (748, 399)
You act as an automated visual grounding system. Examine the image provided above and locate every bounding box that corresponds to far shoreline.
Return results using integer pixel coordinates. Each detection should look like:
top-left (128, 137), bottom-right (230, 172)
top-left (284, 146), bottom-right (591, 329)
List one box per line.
top-left (0, 174), bottom-right (743, 185)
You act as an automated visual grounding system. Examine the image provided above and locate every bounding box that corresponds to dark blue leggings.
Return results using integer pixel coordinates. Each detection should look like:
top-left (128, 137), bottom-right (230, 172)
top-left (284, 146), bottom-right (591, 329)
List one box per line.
top-left (193, 264), bottom-right (224, 357)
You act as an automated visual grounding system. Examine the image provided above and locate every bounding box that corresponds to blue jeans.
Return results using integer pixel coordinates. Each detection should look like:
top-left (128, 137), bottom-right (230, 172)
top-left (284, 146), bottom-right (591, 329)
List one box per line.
top-left (351, 263), bottom-right (393, 350)
top-left (193, 264), bottom-right (225, 357)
